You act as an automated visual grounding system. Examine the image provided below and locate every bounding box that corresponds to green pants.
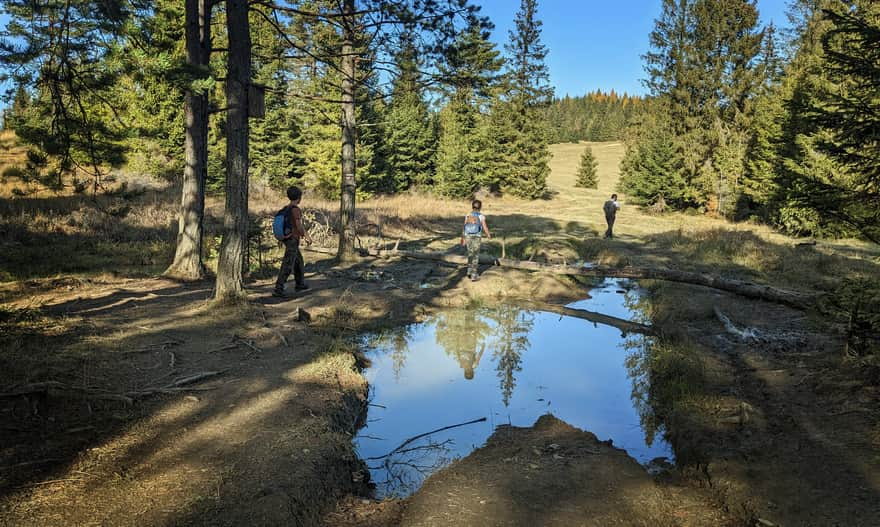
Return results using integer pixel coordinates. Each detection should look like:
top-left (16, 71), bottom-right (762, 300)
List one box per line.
top-left (275, 237), bottom-right (304, 291)
top-left (465, 235), bottom-right (481, 276)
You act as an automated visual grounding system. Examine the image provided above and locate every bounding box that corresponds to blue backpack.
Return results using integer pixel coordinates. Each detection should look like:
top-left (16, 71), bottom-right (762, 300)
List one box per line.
top-left (463, 212), bottom-right (482, 235)
top-left (272, 206), bottom-right (292, 241)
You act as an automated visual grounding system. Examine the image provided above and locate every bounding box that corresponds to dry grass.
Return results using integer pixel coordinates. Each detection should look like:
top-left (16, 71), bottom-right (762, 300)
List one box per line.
top-left (338, 141), bottom-right (880, 294)
top-left (1, 133), bottom-right (877, 293)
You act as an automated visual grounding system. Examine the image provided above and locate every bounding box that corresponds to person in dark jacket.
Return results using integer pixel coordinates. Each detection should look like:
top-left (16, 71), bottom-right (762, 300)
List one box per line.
top-left (603, 194), bottom-right (620, 239)
top-left (274, 186), bottom-right (313, 298)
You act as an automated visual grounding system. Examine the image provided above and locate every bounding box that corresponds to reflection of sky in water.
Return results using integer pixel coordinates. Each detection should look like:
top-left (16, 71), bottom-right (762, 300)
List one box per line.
top-left (356, 279), bottom-right (671, 498)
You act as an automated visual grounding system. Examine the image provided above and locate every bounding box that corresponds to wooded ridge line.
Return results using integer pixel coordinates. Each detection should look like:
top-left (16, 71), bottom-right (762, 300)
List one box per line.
top-left (305, 246), bottom-right (819, 309)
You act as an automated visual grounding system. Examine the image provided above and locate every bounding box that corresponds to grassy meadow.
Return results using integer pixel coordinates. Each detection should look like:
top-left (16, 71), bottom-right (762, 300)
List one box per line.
top-left (1, 133), bottom-right (878, 297)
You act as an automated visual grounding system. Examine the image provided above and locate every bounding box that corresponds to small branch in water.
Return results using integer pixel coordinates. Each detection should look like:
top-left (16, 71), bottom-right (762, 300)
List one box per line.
top-left (365, 417), bottom-right (486, 460)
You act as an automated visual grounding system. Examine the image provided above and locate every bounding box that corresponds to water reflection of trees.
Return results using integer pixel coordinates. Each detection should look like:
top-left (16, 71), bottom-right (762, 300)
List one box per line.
top-left (363, 325), bottom-right (416, 381)
top-left (623, 334), bottom-right (662, 447)
top-left (614, 279), bottom-right (667, 448)
top-left (432, 305), bottom-right (534, 406)
top-left (434, 308), bottom-right (492, 380)
top-left (487, 306), bottom-right (534, 406)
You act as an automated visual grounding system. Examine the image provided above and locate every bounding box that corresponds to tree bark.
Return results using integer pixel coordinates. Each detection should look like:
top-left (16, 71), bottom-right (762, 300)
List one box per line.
top-left (214, 0), bottom-right (251, 301)
top-left (165, 0), bottom-right (211, 281)
top-left (337, 0), bottom-right (357, 260)
top-left (365, 248), bottom-right (819, 309)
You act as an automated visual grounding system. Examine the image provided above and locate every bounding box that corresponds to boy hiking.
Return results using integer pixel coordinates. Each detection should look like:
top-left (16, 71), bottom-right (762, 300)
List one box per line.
top-left (460, 199), bottom-right (491, 281)
top-left (273, 186), bottom-right (313, 298)
top-left (603, 193), bottom-right (620, 239)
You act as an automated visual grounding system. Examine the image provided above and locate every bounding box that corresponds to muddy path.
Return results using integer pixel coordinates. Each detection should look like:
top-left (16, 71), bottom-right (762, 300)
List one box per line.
top-left (1, 251), bottom-right (878, 526)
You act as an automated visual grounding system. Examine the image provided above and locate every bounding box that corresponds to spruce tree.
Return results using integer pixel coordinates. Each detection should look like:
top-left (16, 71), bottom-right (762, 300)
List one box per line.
top-left (574, 145), bottom-right (598, 189)
top-left (382, 38), bottom-right (437, 191)
top-left (635, 0), bottom-right (765, 211)
top-left (434, 19), bottom-right (503, 197)
top-left (768, 0), bottom-right (853, 238)
top-left (491, 0), bottom-right (552, 199)
top-left (619, 113), bottom-right (691, 208)
top-left (249, 15), bottom-right (305, 191)
top-left (800, 2), bottom-right (880, 242)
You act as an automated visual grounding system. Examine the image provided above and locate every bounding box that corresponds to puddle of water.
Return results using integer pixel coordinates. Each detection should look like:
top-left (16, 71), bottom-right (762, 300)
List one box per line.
top-left (355, 279), bottom-right (671, 498)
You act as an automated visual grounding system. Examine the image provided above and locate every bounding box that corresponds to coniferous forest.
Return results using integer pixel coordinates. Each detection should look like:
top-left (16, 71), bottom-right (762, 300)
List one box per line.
top-left (1, 0), bottom-right (879, 287)
top-left (620, 0), bottom-right (879, 244)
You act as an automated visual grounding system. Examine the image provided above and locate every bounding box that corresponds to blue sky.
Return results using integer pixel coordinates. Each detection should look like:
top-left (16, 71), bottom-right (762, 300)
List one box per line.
top-left (0, 1), bottom-right (790, 110)
top-left (477, 0), bottom-right (791, 97)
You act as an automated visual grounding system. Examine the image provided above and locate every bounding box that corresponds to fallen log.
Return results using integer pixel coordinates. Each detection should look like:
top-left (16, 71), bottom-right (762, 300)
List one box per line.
top-left (0, 371), bottom-right (226, 404)
top-left (362, 248), bottom-right (817, 309)
top-left (532, 303), bottom-right (656, 336)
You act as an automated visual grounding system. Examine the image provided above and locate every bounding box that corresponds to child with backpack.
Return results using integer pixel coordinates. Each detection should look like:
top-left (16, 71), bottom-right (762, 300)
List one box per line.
top-left (460, 199), bottom-right (491, 281)
top-left (273, 186), bottom-right (313, 298)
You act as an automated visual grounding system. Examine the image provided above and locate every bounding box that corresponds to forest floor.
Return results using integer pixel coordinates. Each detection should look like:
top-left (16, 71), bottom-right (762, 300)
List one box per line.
top-left (1, 140), bottom-right (879, 526)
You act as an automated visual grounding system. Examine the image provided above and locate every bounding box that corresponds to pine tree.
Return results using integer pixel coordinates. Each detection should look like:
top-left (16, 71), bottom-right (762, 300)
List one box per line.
top-left (490, 0), bottom-right (552, 199)
top-left (381, 37), bottom-right (437, 191)
top-left (799, 2), bottom-right (880, 242)
top-left (434, 19), bottom-right (503, 197)
top-left (574, 145), bottom-right (598, 189)
top-left (1, 0), bottom-right (137, 191)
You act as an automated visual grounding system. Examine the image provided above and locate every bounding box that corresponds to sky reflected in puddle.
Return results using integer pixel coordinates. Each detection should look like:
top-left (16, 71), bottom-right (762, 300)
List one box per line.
top-left (355, 279), bottom-right (671, 498)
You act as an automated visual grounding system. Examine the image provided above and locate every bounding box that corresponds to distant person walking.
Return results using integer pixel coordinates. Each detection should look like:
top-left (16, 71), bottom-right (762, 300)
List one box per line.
top-left (461, 199), bottom-right (491, 281)
top-left (273, 186), bottom-right (313, 298)
top-left (603, 194), bottom-right (620, 239)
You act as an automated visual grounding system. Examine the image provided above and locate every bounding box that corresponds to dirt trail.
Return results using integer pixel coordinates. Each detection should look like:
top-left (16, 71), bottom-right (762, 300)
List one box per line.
top-left (0, 271), bottom-right (372, 526)
top-left (0, 252), bottom-right (585, 526)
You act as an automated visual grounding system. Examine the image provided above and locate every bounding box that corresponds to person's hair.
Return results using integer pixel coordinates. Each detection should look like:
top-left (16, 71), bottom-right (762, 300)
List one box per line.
top-left (611, 193), bottom-right (618, 200)
top-left (287, 186), bottom-right (303, 202)
top-left (471, 199), bottom-right (482, 211)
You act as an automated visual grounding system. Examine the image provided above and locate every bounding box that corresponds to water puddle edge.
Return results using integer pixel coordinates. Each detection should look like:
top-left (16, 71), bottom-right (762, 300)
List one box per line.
top-left (355, 279), bottom-right (673, 498)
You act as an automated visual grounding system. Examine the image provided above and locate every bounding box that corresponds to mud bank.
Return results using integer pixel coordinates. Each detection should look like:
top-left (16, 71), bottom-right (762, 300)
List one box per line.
top-left (327, 415), bottom-right (731, 527)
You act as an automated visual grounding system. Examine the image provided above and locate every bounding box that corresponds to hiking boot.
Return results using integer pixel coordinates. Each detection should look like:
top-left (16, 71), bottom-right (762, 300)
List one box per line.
top-left (294, 283), bottom-right (310, 291)
top-left (272, 288), bottom-right (288, 298)
top-left (470, 274), bottom-right (479, 282)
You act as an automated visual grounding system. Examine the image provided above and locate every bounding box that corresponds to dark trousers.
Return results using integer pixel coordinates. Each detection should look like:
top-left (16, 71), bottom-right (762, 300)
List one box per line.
top-left (604, 214), bottom-right (616, 238)
top-left (275, 237), bottom-right (304, 291)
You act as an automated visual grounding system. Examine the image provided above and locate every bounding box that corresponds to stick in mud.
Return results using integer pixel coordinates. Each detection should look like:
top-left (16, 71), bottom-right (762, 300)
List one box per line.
top-left (365, 417), bottom-right (488, 460)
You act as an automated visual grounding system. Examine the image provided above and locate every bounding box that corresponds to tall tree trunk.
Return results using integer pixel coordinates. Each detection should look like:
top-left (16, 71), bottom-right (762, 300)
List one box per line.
top-left (337, 0), bottom-right (357, 260)
top-left (214, 0), bottom-right (251, 301)
top-left (165, 0), bottom-right (211, 280)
